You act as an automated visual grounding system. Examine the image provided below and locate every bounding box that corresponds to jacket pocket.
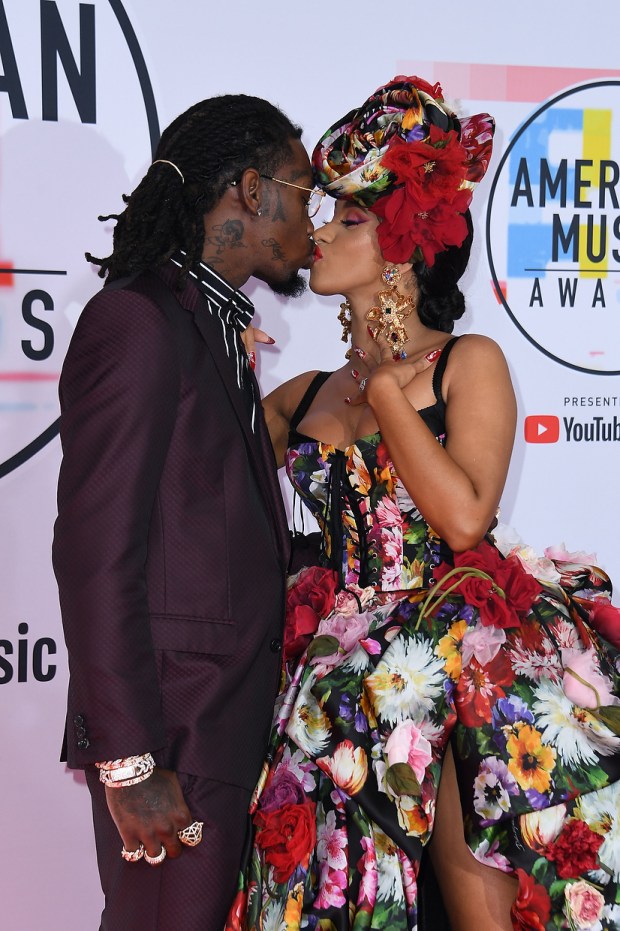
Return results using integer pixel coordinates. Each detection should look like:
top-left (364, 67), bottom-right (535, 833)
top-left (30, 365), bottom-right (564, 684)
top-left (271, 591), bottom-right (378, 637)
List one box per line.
top-left (150, 614), bottom-right (237, 655)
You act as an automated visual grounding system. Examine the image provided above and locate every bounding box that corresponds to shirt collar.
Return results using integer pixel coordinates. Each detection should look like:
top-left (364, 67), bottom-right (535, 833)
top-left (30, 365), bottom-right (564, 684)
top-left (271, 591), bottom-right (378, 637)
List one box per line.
top-left (169, 251), bottom-right (255, 330)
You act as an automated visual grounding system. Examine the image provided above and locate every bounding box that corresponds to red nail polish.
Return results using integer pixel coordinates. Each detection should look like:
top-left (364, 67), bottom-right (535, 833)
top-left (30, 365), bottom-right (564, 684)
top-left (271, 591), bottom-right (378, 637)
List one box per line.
top-left (353, 347), bottom-right (366, 360)
top-left (351, 369), bottom-right (359, 379)
top-left (344, 397), bottom-right (351, 405)
top-left (248, 351), bottom-right (256, 370)
top-left (266, 336), bottom-right (276, 345)
top-left (367, 325), bottom-right (376, 339)
top-left (425, 349), bottom-right (442, 362)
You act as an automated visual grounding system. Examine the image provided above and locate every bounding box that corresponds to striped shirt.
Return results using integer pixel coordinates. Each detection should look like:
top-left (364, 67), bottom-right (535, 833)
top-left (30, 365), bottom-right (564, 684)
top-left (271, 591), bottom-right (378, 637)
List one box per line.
top-left (170, 252), bottom-right (258, 431)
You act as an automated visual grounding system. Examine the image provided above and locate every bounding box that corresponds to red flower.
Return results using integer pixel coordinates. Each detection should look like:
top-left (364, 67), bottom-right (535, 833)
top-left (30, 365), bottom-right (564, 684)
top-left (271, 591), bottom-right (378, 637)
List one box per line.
top-left (371, 126), bottom-right (473, 266)
top-left (588, 600), bottom-right (620, 649)
top-left (494, 556), bottom-right (542, 617)
top-left (548, 818), bottom-right (604, 879)
top-left (254, 801), bottom-right (316, 883)
top-left (456, 650), bottom-right (514, 727)
top-left (383, 128), bottom-right (469, 209)
top-left (433, 541), bottom-right (541, 630)
top-left (376, 440), bottom-right (391, 470)
top-left (224, 888), bottom-right (248, 931)
top-left (373, 187), bottom-right (471, 266)
top-left (511, 869), bottom-right (551, 930)
top-left (284, 566), bottom-right (338, 661)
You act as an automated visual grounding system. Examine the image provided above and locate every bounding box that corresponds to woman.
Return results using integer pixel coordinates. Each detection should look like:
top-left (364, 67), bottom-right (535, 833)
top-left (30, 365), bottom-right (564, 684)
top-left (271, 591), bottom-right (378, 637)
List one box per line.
top-left (230, 76), bottom-right (620, 931)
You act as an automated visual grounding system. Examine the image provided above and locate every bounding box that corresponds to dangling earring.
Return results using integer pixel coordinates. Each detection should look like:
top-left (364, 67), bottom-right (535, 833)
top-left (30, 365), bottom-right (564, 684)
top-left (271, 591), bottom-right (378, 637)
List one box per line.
top-left (337, 299), bottom-right (352, 343)
top-left (365, 264), bottom-right (414, 357)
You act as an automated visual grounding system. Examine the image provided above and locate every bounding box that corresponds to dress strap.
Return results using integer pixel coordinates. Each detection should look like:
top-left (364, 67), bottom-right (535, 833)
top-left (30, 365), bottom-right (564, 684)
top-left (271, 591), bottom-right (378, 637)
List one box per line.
top-left (431, 336), bottom-right (459, 407)
top-left (289, 371), bottom-right (332, 431)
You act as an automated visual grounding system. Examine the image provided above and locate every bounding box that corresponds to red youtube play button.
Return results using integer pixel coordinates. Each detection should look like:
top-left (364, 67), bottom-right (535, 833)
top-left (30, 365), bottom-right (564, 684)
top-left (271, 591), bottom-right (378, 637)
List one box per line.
top-left (524, 415), bottom-right (560, 443)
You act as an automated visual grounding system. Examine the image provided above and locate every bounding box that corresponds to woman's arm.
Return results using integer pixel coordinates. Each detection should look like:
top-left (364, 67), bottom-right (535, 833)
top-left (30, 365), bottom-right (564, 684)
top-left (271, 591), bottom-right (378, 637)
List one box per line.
top-left (365, 334), bottom-right (516, 552)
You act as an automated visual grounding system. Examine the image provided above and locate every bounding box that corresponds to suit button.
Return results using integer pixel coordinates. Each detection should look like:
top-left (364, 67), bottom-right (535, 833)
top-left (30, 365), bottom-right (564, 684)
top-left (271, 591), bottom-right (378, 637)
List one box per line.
top-left (75, 726), bottom-right (86, 738)
top-left (269, 638), bottom-right (282, 653)
top-left (77, 738), bottom-right (90, 750)
top-left (73, 714), bottom-right (85, 726)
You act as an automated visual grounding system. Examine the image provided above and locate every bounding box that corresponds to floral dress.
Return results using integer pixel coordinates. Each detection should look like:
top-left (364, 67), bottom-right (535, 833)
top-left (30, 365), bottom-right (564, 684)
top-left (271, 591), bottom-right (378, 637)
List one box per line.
top-left (227, 339), bottom-right (620, 931)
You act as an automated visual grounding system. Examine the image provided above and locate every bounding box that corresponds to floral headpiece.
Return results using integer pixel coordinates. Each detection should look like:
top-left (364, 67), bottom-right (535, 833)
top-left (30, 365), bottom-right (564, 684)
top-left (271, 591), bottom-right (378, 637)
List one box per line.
top-left (312, 75), bottom-right (495, 267)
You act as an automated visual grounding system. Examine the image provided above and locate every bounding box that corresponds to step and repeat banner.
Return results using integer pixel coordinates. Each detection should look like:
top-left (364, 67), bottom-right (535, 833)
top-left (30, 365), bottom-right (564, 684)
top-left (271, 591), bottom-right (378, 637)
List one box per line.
top-left (1, 1), bottom-right (618, 927)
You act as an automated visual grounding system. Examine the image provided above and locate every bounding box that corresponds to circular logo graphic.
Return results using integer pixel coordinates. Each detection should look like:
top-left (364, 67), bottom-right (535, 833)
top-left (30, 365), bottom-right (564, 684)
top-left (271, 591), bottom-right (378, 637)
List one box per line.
top-left (486, 80), bottom-right (620, 375)
top-left (0, 0), bottom-right (159, 477)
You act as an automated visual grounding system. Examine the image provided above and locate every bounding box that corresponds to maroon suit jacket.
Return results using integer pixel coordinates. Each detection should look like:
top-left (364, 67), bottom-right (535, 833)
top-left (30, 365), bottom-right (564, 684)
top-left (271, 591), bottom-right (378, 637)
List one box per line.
top-left (53, 265), bottom-right (290, 791)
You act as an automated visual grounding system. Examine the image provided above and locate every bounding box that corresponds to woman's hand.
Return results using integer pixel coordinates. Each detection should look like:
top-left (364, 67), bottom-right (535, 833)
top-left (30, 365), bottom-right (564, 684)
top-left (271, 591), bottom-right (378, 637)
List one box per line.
top-left (344, 333), bottom-right (517, 552)
top-left (345, 331), bottom-right (442, 406)
top-left (241, 324), bottom-right (275, 370)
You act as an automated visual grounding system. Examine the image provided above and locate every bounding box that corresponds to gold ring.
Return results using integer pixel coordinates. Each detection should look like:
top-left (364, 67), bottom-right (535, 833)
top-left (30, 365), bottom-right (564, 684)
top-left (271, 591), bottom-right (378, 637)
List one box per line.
top-left (177, 821), bottom-right (204, 847)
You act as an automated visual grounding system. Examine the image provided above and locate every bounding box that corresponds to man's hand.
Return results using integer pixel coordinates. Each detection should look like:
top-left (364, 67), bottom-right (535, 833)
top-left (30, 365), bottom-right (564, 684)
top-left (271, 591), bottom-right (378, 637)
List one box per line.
top-left (105, 768), bottom-right (193, 863)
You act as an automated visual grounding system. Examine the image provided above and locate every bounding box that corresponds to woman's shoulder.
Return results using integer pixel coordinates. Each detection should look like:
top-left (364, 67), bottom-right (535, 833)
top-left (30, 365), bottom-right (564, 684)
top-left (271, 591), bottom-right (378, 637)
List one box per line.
top-left (264, 369), bottom-right (324, 421)
top-left (450, 332), bottom-right (506, 356)
top-left (443, 333), bottom-right (515, 399)
top-left (444, 333), bottom-right (510, 372)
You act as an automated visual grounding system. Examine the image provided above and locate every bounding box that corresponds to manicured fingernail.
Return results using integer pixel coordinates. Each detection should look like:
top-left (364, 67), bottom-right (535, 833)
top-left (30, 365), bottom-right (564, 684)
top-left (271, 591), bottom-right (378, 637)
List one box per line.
top-left (353, 347), bottom-right (366, 360)
top-left (248, 351), bottom-right (256, 370)
top-left (266, 337), bottom-right (276, 345)
top-left (367, 326), bottom-right (376, 339)
top-left (344, 396), bottom-right (351, 405)
top-left (425, 349), bottom-right (442, 362)
top-left (351, 369), bottom-right (359, 379)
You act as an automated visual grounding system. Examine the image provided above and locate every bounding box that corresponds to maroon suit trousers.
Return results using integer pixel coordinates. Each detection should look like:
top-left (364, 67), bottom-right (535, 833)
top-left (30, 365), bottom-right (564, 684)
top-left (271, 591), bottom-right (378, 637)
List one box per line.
top-left (86, 768), bottom-right (251, 931)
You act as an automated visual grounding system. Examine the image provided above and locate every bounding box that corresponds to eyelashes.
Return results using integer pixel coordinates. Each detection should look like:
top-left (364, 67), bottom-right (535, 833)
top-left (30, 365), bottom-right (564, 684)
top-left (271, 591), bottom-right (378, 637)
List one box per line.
top-left (317, 211), bottom-right (368, 228)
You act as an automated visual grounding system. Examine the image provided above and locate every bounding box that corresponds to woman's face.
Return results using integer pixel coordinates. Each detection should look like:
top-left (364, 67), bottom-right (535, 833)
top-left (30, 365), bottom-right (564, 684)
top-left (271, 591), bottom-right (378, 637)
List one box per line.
top-left (310, 200), bottom-right (385, 301)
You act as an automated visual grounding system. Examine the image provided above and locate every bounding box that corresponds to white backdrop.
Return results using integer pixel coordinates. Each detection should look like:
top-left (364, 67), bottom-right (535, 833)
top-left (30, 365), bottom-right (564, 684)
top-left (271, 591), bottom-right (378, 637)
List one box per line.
top-left (1, 1), bottom-right (619, 927)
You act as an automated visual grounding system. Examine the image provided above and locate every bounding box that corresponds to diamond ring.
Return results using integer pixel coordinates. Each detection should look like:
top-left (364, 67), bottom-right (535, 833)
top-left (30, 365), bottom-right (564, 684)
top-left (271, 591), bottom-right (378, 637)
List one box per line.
top-left (144, 847), bottom-right (167, 866)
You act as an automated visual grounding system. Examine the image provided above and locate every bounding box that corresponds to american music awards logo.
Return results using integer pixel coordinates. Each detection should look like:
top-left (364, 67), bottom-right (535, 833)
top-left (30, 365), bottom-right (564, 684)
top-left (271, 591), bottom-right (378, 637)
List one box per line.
top-left (0, 0), bottom-right (159, 477)
top-left (486, 80), bottom-right (620, 376)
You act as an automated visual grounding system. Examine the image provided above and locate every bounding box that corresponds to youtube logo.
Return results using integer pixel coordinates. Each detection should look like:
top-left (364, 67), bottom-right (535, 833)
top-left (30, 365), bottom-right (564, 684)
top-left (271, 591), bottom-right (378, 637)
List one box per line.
top-left (524, 415), bottom-right (560, 443)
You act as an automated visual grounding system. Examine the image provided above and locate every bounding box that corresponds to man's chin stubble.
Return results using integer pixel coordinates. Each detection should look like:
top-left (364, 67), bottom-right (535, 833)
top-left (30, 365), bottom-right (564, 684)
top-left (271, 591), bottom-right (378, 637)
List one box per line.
top-left (268, 273), bottom-right (307, 299)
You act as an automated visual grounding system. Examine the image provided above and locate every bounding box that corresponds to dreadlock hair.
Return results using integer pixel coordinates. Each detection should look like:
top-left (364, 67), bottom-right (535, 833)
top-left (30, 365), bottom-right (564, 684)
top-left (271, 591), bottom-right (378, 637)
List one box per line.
top-left (414, 209), bottom-right (473, 333)
top-left (86, 95), bottom-right (303, 282)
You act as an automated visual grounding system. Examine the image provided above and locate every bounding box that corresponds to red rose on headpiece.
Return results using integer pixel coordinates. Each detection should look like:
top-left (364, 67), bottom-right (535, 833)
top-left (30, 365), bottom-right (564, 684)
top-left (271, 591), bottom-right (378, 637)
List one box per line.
top-left (382, 128), bottom-right (469, 208)
top-left (370, 126), bottom-right (473, 265)
top-left (373, 186), bottom-right (472, 267)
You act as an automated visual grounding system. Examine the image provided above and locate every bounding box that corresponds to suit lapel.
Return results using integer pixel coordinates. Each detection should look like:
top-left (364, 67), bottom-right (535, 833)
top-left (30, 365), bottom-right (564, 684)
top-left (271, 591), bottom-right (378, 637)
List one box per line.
top-left (248, 365), bottom-right (292, 562)
top-left (190, 298), bottom-right (291, 569)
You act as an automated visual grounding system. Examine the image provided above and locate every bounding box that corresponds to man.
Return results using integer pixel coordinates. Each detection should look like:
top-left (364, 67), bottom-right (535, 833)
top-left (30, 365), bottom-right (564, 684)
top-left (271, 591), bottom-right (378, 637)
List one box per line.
top-left (52, 94), bottom-right (318, 929)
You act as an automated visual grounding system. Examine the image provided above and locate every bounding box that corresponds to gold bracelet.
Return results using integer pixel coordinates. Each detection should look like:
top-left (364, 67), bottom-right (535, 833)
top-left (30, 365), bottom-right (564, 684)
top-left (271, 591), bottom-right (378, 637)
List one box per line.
top-left (97, 753), bottom-right (155, 788)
